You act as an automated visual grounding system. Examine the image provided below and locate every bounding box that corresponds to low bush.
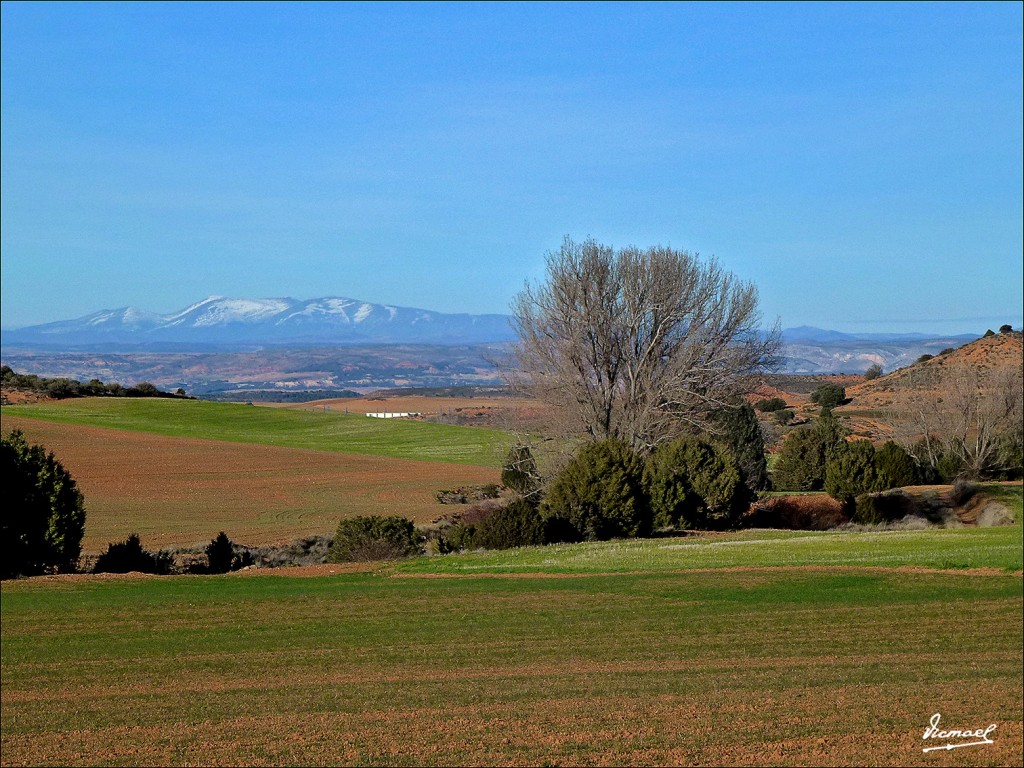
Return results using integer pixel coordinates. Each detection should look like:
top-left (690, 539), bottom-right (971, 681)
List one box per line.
top-left (436, 501), bottom-right (502, 552)
top-left (774, 409), bottom-right (795, 426)
top-left (644, 437), bottom-right (744, 530)
top-left (541, 439), bottom-right (650, 541)
top-left (949, 479), bottom-right (978, 507)
top-left (743, 495), bottom-right (848, 530)
top-left (94, 534), bottom-right (172, 575)
top-left (249, 535), bottom-right (332, 568)
top-left (852, 490), bottom-right (918, 525)
top-left (810, 383), bottom-right (846, 409)
top-left (328, 516), bottom-right (424, 562)
top-left (435, 484), bottom-right (501, 504)
top-left (754, 397), bottom-right (787, 413)
top-left (472, 498), bottom-right (546, 550)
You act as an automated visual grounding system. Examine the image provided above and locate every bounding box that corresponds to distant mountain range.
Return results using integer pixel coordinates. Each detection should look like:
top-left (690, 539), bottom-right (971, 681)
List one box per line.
top-left (0, 295), bottom-right (991, 383)
top-left (780, 325), bottom-right (974, 344)
top-left (0, 296), bottom-right (515, 347)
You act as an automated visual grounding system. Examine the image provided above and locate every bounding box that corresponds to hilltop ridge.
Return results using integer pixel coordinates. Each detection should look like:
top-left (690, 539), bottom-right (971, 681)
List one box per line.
top-left (842, 331), bottom-right (1023, 410)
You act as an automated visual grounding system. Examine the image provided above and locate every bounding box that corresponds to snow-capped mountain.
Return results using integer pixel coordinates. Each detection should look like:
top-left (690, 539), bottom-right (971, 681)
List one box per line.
top-left (2, 296), bottom-right (516, 347)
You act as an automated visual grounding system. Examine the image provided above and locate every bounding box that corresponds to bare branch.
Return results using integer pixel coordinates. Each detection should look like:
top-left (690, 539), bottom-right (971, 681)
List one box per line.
top-left (509, 237), bottom-right (781, 450)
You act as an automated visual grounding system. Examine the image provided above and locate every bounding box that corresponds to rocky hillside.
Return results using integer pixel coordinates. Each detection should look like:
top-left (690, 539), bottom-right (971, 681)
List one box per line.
top-left (841, 331), bottom-right (1023, 410)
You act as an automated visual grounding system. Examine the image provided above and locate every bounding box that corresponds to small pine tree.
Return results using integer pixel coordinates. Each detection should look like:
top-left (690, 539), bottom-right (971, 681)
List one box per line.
top-left (205, 532), bottom-right (235, 574)
top-left (772, 412), bottom-right (849, 492)
top-left (712, 402), bottom-right (769, 493)
top-left (644, 437), bottom-right (743, 530)
top-left (1, 430), bottom-right (86, 578)
top-left (873, 441), bottom-right (918, 490)
top-left (541, 439), bottom-right (650, 541)
top-left (824, 440), bottom-right (876, 505)
top-left (772, 428), bottom-right (826, 491)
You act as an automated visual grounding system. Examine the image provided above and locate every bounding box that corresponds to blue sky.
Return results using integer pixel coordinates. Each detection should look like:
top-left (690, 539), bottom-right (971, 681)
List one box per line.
top-left (2, 1), bottom-right (1021, 334)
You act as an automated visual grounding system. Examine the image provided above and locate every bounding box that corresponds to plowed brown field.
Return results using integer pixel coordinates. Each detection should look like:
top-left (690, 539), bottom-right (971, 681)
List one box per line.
top-left (1, 414), bottom-right (498, 552)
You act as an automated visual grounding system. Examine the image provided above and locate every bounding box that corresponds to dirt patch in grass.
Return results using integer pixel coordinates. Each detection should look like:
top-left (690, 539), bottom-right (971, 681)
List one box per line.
top-left (0, 388), bottom-right (51, 405)
top-left (0, 414), bottom-right (499, 553)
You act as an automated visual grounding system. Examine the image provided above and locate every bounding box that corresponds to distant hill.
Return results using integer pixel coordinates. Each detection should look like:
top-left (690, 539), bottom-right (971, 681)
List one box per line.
top-left (0, 296), bottom-right (516, 347)
top-left (2, 297), bottom-right (1010, 385)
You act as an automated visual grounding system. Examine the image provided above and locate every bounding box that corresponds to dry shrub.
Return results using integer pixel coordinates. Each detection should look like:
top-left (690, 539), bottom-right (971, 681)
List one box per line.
top-left (328, 516), bottom-right (423, 563)
top-left (743, 495), bottom-right (848, 530)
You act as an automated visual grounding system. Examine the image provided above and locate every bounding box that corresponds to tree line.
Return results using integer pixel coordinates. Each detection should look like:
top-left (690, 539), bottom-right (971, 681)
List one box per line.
top-left (1, 366), bottom-right (190, 400)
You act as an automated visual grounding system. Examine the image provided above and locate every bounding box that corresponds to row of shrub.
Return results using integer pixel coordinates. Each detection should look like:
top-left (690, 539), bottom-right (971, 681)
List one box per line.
top-left (427, 435), bottom-right (755, 555)
top-left (434, 484), bottom-right (500, 504)
top-left (773, 410), bottom-right (912, 492)
top-left (322, 403), bottom-right (774, 560)
top-left (91, 531), bottom-right (254, 575)
top-left (1, 366), bottom-right (189, 400)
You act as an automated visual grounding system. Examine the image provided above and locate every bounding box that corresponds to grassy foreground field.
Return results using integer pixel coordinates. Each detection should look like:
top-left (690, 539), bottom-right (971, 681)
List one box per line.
top-left (2, 567), bottom-right (1020, 766)
top-left (3, 500), bottom-right (1022, 767)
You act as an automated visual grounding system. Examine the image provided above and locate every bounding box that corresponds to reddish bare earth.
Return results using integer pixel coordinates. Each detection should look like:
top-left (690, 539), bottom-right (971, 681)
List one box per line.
top-left (0, 414), bottom-right (499, 552)
top-left (843, 331), bottom-right (1024, 411)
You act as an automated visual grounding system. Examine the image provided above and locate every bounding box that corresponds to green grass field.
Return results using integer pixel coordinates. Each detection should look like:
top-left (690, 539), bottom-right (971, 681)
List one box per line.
top-left (3, 490), bottom-right (1022, 766)
top-left (2, 565), bottom-right (1021, 766)
top-left (2, 398), bottom-right (509, 466)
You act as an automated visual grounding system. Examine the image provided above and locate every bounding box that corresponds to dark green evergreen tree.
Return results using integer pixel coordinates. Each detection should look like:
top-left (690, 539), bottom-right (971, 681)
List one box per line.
top-left (1, 430), bottom-right (86, 578)
top-left (542, 439), bottom-right (650, 541)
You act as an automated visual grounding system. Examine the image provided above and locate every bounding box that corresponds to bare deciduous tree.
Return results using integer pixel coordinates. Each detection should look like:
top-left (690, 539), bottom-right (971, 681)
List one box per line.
top-left (510, 237), bottom-right (780, 450)
top-left (890, 361), bottom-right (1023, 478)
